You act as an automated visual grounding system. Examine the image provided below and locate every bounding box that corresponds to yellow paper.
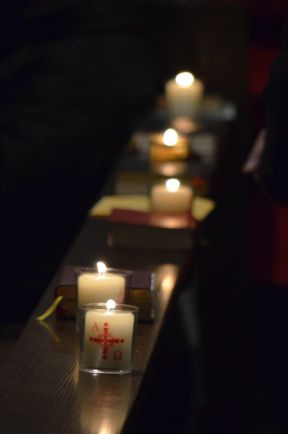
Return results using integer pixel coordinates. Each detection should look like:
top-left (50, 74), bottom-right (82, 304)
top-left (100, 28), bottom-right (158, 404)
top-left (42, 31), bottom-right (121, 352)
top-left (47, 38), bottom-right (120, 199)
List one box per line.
top-left (90, 195), bottom-right (215, 221)
top-left (192, 197), bottom-right (215, 221)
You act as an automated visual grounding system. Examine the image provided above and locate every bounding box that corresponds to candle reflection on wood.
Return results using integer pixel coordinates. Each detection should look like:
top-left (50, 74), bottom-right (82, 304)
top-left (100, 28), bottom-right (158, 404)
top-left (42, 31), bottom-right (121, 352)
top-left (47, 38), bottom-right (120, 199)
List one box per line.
top-left (77, 371), bottom-right (132, 434)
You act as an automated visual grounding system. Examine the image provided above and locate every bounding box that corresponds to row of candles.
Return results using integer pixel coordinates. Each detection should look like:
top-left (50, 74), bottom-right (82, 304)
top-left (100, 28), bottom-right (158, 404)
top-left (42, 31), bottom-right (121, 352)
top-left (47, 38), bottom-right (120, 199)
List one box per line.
top-left (151, 71), bottom-right (203, 161)
top-left (79, 176), bottom-right (193, 374)
top-left (78, 263), bottom-right (136, 374)
top-left (148, 71), bottom-right (202, 212)
top-left (79, 70), bottom-right (202, 374)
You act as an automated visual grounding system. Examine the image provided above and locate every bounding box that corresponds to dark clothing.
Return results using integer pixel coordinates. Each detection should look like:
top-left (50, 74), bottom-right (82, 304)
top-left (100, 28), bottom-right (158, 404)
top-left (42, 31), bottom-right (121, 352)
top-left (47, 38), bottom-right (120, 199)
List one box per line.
top-left (0, 1), bottom-right (159, 322)
top-left (259, 35), bottom-right (288, 203)
top-left (249, 22), bottom-right (288, 431)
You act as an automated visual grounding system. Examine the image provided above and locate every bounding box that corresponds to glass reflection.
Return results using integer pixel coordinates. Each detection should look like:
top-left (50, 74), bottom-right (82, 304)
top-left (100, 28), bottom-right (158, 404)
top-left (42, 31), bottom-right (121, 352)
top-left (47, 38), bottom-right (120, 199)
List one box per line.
top-left (76, 371), bottom-right (132, 434)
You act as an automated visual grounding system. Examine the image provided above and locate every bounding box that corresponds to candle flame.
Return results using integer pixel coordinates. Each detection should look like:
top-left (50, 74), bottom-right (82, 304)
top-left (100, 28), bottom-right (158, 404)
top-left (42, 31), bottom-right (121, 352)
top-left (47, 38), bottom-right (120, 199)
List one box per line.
top-left (106, 299), bottom-right (116, 310)
top-left (96, 261), bottom-right (107, 274)
top-left (165, 178), bottom-right (180, 192)
top-left (163, 128), bottom-right (178, 147)
top-left (175, 71), bottom-right (194, 88)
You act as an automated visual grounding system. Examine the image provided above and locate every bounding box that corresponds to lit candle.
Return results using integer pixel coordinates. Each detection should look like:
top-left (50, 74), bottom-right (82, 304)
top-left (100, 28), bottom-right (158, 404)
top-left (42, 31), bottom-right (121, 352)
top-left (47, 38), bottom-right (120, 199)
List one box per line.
top-left (77, 262), bottom-right (126, 306)
top-left (163, 128), bottom-right (178, 146)
top-left (81, 300), bottom-right (137, 373)
top-left (149, 128), bottom-right (188, 161)
top-left (165, 71), bottom-right (204, 117)
top-left (151, 178), bottom-right (193, 214)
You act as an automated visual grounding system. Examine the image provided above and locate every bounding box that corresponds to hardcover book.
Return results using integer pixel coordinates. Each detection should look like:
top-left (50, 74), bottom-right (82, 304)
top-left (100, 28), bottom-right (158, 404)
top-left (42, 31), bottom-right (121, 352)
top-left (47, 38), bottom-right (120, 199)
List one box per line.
top-left (108, 208), bottom-right (197, 251)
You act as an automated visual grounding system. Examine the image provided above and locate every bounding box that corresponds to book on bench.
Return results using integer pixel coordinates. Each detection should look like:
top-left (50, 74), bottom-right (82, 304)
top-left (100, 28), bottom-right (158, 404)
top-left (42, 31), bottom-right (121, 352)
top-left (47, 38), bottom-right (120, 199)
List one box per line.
top-left (55, 265), bottom-right (155, 322)
top-left (108, 208), bottom-right (197, 251)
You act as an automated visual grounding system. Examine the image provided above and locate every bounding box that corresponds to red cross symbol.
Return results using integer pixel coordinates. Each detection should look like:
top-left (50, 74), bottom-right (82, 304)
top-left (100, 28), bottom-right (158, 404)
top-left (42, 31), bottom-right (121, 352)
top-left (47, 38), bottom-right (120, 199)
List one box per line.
top-left (89, 322), bottom-right (124, 359)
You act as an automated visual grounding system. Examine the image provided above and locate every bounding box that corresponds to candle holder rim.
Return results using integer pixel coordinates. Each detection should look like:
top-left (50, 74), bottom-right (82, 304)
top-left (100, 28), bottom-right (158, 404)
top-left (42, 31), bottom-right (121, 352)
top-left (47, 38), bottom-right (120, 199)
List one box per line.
top-left (74, 267), bottom-right (133, 277)
top-left (152, 179), bottom-right (194, 188)
top-left (79, 302), bottom-right (139, 314)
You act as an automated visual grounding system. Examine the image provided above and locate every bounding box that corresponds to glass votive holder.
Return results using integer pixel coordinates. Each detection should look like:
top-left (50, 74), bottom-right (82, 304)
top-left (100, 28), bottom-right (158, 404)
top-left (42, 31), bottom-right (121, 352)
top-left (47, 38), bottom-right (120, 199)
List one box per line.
top-left (75, 267), bottom-right (132, 307)
top-left (78, 302), bottom-right (139, 374)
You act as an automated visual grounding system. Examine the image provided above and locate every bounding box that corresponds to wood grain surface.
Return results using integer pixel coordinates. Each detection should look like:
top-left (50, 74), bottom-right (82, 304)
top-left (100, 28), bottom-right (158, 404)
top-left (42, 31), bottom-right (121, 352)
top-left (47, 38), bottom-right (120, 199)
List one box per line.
top-left (0, 218), bottom-right (183, 434)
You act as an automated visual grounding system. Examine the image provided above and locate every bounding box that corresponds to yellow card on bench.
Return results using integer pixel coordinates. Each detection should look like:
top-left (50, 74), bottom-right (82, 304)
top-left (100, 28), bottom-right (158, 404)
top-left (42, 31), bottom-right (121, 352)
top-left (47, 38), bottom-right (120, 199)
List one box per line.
top-left (90, 195), bottom-right (215, 221)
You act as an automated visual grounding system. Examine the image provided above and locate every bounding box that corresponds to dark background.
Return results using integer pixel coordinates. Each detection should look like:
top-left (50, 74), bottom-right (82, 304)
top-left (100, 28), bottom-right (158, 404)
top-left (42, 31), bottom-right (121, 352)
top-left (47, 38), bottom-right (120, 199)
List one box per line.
top-left (1, 1), bottom-right (288, 433)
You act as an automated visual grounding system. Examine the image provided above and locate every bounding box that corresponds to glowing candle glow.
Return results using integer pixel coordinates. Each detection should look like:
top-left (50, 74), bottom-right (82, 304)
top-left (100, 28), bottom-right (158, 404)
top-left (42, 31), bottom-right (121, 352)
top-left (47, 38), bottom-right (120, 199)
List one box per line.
top-left (151, 178), bottom-right (193, 214)
top-left (149, 128), bottom-right (188, 161)
top-left (175, 71), bottom-right (194, 87)
top-left (77, 262), bottom-right (126, 306)
top-left (163, 128), bottom-right (178, 146)
top-left (96, 261), bottom-right (106, 274)
top-left (166, 178), bottom-right (180, 192)
top-left (165, 71), bottom-right (204, 117)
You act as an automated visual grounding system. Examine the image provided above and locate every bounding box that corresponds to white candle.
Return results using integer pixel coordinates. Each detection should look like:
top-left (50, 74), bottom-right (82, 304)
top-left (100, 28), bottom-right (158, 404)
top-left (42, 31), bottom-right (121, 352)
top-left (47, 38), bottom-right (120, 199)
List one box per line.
top-left (151, 178), bottom-right (193, 214)
top-left (77, 262), bottom-right (125, 306)
top-left (165, 71), bottom-right (204, 117)
top-left (83, 300), bottom-right (135, 372)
